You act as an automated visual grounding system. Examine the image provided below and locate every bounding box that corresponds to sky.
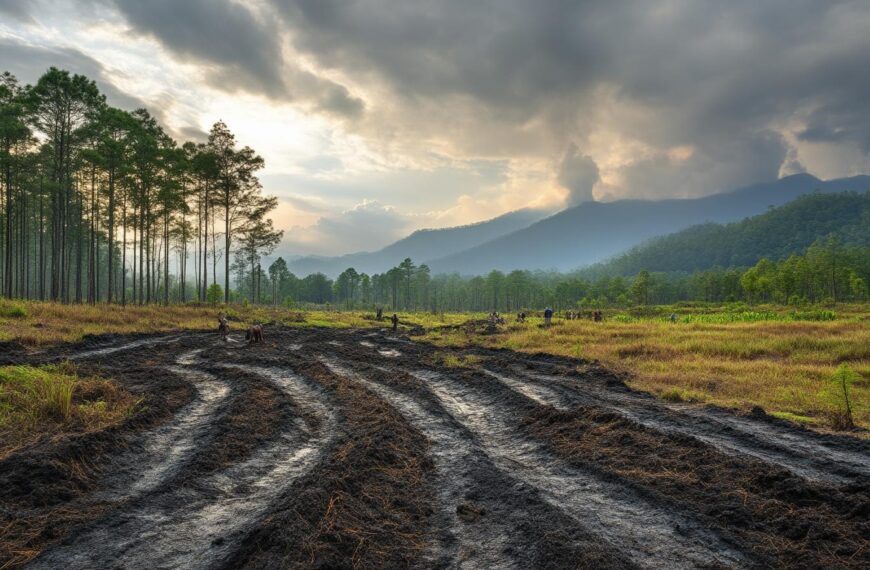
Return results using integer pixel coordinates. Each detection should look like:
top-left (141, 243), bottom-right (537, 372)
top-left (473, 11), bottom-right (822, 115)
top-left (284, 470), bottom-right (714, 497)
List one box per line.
top-left (1, 0), bottom-right (869, 257)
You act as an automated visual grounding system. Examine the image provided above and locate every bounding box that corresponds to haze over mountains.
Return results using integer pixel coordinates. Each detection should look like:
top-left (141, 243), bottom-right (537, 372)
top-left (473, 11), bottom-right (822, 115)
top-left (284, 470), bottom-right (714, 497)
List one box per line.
top-left (288, 174), bottom-right (870, 277)
top-left (287, 208), bottom-right (547, 277)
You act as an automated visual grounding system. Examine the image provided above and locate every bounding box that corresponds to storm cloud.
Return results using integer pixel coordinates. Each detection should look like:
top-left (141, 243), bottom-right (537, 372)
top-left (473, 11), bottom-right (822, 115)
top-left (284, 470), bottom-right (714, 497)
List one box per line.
top-left (4, 0), bottom-right (869, 211)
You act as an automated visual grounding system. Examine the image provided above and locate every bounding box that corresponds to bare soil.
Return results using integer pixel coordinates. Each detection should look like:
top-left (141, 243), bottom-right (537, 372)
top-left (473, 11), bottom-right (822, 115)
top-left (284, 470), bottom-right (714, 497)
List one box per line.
top-left (0, 326), bottom-right (867, 569)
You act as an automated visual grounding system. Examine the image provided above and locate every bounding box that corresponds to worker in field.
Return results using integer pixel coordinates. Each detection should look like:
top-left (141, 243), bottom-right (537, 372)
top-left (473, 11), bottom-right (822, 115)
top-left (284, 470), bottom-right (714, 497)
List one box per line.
top-left (391, 313), bottom-right (399, 332)
top-left (217, 313), bottom-right (229, 340)
top-left (544, 307), bottom-right (554, 327)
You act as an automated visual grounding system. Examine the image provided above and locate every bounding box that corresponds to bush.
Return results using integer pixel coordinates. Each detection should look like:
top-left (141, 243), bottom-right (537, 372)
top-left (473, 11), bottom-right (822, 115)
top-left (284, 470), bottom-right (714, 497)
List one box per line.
top-left (206, 283), bottom-right (223, 306)
top-left (0, 302), bottom-right (28, 319)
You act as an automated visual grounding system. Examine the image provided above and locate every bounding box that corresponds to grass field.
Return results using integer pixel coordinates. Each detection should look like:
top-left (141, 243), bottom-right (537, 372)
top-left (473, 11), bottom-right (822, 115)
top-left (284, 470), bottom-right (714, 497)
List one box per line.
top-left (1, 299), bottom-right (867, 432)
top-left (0, 299), bottom-right (472, 346)
top-left (426, 305), bottom-right (870, 431)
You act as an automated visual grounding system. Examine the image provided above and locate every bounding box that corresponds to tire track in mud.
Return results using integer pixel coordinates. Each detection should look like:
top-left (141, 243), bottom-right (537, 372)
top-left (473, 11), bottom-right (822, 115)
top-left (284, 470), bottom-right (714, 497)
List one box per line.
top-left (320, 357), bottom-right (637, 570)
top-left (65, 334), bottom-right (182, 360)
top-left (324, 340), bottom-right (746, 569)
top-left (485, 364), bottom-right (869, 485)
top-left (321, 358), bottom-right (518, 570)
top-left (11, 327), bottom-right (868, 569)
top-left (397, 367), bottom-right (749, 569)
top-left (30, 363), bottom-right (336, 570)
top-left (112, 362), bottom-right (230, 498)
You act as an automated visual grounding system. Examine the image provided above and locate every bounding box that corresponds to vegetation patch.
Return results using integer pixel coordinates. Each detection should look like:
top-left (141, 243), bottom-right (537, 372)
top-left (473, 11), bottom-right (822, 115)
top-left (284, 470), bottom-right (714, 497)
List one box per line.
top-left (0, 301), bottom-right (28, 319)
top-left (426, 306), bottom-right (870, 432)
top-left (434, 353), bottom-right (484, 368)
top-left (0, 364), bottom-right (137, 458)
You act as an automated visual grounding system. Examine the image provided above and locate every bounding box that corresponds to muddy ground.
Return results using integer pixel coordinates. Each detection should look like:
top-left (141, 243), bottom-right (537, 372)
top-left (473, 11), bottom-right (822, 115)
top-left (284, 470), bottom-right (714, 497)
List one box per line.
top-left (1, 326), bottom-right (867, 569)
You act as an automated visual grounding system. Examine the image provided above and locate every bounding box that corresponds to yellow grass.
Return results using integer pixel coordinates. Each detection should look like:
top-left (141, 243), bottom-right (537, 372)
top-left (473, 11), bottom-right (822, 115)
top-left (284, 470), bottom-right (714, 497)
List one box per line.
top-left (0, 363), bottom-right (138, 458)
top-left (0, 300), bottom-right (477, 346)
top-left (2, 300), bottom-right (866, 432)
top-left (425, 310), bottom-right (870, 432)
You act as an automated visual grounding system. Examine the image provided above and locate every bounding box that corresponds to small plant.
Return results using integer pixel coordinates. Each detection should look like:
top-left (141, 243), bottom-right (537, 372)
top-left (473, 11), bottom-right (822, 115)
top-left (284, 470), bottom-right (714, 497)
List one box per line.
top-left (661, 388), bottom-right (685, 402)
top-left (820, 364), bottom-right (858, 429)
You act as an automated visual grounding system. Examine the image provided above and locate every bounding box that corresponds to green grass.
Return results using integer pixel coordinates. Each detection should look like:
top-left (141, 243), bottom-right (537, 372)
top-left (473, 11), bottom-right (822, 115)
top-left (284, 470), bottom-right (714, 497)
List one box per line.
top-left (0, 300), bottom-right (28, 319)
top-left (0, 364), bottom-right (137, 458)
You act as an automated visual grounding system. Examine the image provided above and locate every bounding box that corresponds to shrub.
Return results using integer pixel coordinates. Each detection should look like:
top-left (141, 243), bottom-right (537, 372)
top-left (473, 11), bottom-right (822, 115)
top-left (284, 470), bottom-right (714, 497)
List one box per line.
top-left (206, 283), bottom-right (223, 306)
top-left (0, 302), bottom-right (28, 319)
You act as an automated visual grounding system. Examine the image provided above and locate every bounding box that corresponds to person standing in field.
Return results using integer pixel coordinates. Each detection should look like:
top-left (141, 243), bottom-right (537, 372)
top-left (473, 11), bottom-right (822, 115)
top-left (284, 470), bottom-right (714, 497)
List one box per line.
top-left (217, 313), bottom-right (229, 341)
top-left (391, 313), bottom-right (399, 332)
top-left (544, 307), bottom-right (554, 327)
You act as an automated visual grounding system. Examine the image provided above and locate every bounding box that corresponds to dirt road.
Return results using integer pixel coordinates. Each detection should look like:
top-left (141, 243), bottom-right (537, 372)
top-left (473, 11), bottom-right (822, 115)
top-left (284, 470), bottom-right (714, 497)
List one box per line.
top-left (1, 326), bottom-right (867, 569)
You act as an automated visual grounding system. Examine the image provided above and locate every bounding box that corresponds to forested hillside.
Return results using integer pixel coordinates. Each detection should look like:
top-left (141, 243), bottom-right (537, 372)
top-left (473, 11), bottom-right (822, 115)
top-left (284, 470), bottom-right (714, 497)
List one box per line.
top-left (428, 173), bottom-right (870, 274)
top-left (0, 68), bottom-right (281, 305)
top-left (585, 192), bottom-right (870, 277)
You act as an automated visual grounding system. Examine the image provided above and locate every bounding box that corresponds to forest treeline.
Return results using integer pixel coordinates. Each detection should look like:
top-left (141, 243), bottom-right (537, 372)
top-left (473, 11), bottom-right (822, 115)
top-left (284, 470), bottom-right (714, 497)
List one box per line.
top-left (2, 67), bottom-right (869, 312)
top-left (265, 237), bottom-right (869, 311)
top-left (0, 67), bottom-right (281, 306)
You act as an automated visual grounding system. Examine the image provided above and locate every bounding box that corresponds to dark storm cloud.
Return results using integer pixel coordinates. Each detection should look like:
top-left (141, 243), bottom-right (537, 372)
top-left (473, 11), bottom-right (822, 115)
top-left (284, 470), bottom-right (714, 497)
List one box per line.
top-left (107, 0), bottom-right (364, 118)
top-left (110, 0), bottom-right (284, 96)
top-left (0, 0), bottom-right (32, 21)
top-left (0, 38), bottom-right (147, 111)
top-left (265, 0), bottom-right (870, 195)
top-left (33, 0), bottom-right (863, 197)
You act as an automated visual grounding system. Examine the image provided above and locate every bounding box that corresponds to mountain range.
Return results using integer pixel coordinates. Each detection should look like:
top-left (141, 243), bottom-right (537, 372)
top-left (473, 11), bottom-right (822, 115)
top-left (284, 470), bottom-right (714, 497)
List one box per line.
top-left (580, 191), bottom-right (870, 278)
top-left (287, 208), bottom-right (547, 277)
top-left (288, 173), bottom-right (870, 277)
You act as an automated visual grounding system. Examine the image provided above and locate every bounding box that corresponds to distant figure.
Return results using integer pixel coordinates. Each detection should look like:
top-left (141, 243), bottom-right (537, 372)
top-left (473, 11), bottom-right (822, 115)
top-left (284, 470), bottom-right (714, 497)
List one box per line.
top-left (376, 307), bottom-right (383, 321)
top-left (593, 310), bottom-right (603, 322)
top-left (669, 313), bottom-right (678, 323)
top-left (517, 312), bottom-right (526, 323)
top-left (245, 324), bottom-right (264, 343)
top-left (544, 307), bottom-right (554, 327)
top-left (217, 314), bottom-right (229, 340)
top-left (391, 313), bottom-right (399, 332)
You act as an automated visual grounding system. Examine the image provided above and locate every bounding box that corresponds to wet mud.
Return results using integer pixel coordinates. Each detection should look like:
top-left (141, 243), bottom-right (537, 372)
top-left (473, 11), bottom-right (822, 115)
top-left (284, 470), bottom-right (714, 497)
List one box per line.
top-left (0, 326), bottom-right (867, 569)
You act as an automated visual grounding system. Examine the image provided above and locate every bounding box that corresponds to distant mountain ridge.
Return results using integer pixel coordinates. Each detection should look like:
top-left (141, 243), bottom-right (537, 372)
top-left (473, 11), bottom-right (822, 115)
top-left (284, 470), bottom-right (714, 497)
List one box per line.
top-left (287, 208), bottom-right (547, 277)
top-left (580, 191), bottom-right (870, 277)
top-left (427, 174), bottom-right (870, 275)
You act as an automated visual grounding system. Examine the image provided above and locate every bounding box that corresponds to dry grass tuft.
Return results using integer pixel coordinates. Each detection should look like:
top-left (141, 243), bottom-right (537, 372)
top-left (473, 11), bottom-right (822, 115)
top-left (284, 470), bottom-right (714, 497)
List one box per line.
top-left (0, 364), bottom-right (137, 459)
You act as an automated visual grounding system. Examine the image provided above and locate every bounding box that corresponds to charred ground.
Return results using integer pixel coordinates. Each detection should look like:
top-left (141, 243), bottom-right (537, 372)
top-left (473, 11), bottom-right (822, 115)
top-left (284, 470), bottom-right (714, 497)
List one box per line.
top-left (0, 326), bottom-right (867, 569)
